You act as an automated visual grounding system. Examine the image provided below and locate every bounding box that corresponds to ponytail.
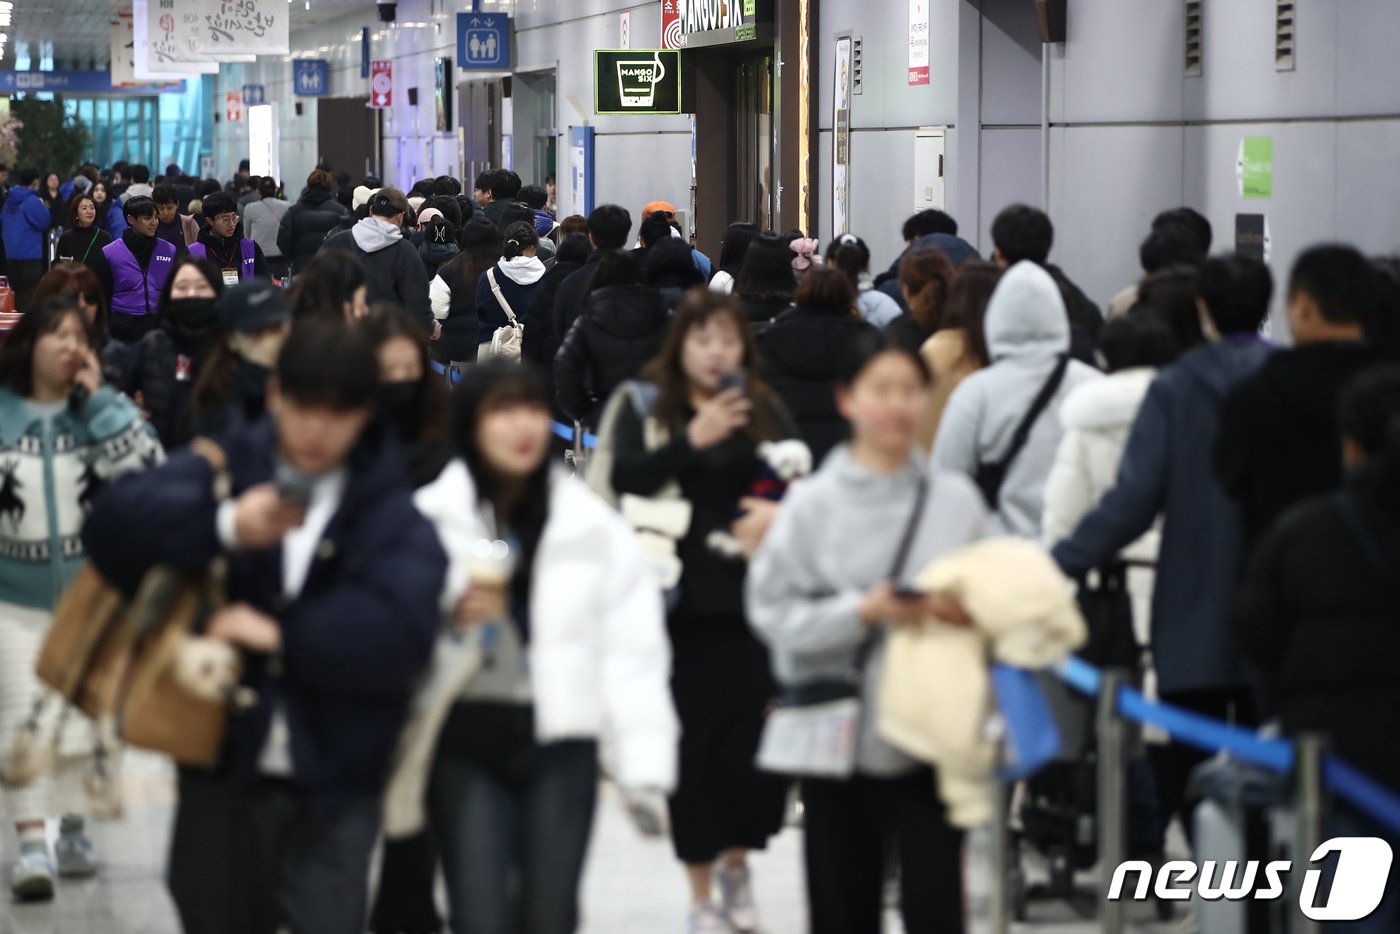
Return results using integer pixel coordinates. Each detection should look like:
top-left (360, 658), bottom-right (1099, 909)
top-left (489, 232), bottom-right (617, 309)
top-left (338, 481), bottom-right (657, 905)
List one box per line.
top-left (825, 234), bottom-right (870, 292)
top-left (500, 220), bottom-right (538, 260)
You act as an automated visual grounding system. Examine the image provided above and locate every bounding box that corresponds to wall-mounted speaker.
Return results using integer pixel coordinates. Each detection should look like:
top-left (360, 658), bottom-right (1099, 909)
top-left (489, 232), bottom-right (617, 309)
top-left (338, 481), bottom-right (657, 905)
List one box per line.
top-left (377, 2), bottom-right (396, 23)
top-left (295, 101), bottom-right (304, 116)
top-left (407, 87), bottom-right (418, 106)
top-left (1035, 0), bottom-right (1066, 43)
top-left (501, 76), bottom-right (511, 98)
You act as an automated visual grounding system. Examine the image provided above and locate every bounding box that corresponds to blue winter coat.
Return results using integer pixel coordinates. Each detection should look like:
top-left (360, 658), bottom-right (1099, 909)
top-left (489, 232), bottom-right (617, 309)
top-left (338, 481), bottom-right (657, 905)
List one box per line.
top-left (1051, 335), bottom-right (1273, 694)
top-left (1, 187), bottom-right (53, 260)
top-left (82, 415), bottom-right (447, 797)
top-left (0, 387), bottom-right (162, 611)
top-left (106, 201), bottom-right (128, 238)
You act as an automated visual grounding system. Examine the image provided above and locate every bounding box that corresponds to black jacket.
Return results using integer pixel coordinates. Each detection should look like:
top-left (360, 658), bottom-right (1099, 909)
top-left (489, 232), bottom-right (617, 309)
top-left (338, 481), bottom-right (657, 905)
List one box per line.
top-left (523, 259), bottom-right (583, 374)
top-left (418, 240), bottom-right (459, 280)
top-left (82, 416), bottom-right (446, 797)
top-left (196, 227), bottom-right (269, 280)
top-left (757, 305), bottom-right (877, 464)
top-left (322, 227), bottom-right (432, 333)
top-left (738, 293), bottom-right (792, 329)
top-left (1233, 468), bottom-right (1400, 791)
top-left (430, 258), bottom-right (483, 365)
top-left (194, 359), bottom-right (272, 439)
top-left (123, 315), bottom-right (219, 450)
top-left (277, 188), bottom-right (350, 274)
top-left (550, 250), bottom-right (607, 345)
top-left (1215, 341), bottom-right (1384, 550)
top-left (554, 283), bottom-right (669, 427)
top-left (883, 313), bottom-right (931, 355)
top-left (55, 226), bottom-right (112, 269)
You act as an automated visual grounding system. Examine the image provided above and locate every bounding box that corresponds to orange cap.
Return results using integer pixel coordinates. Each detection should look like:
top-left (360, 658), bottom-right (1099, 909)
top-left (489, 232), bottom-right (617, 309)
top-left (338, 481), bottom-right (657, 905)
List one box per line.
top-left (642, 200), bottom-right (676, 221)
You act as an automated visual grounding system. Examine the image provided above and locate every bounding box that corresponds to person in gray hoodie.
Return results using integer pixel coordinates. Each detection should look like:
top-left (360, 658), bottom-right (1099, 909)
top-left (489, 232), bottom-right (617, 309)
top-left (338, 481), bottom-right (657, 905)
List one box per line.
top-left (931, 260), bottom-right (1102, 537)
top-left (322, 187), bottom-right (432, 334)
top-left (1051, 254), bottom-right (1274, 841)
top-left (747, 330), bottom-right (992, 934)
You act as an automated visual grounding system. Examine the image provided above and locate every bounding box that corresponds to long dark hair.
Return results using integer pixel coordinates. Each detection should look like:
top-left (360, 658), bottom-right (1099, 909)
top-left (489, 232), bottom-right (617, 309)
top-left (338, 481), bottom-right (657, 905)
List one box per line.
top-left (361, 306), bottom-right (451, 442)
top-left (1138, 266), bottom-right (1204, 354)
top-left (733, 232), bottom-right (796, 300)
top-left (452, 361), bottom-right (553, 619)
top-left (639, 288), bottom-right (780, 442)
top-left (718, 222), bottom-right (759, 277)
top-left (290, 250), bottom-right (367, 322)
top-left (941, 262), bottom-right (999, 368)
top-left (645, 237), bottom-right (705, 291)
top-left (0, 296), bottom-right (91, 398)
top-left (441, 218), bottom-right (502, 291)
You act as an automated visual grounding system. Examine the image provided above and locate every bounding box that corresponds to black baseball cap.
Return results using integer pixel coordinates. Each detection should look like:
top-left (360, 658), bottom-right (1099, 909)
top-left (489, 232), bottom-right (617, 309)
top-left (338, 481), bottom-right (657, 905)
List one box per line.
top-left (220, 280), bottom-right (291, 334)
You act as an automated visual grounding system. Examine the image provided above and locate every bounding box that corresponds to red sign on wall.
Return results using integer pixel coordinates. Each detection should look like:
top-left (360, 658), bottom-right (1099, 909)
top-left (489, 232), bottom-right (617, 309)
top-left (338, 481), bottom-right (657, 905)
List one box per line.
top-left (661, 0), bottom-right (682, 50)
top-left (225, 90), bottom-right (243, 122)
top-left (370, 59), bottom-right (393, 108)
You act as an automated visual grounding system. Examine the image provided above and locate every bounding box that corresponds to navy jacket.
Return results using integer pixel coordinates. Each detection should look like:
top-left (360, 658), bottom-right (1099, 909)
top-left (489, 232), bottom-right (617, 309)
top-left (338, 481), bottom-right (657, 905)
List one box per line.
top-left (2, 186), bottom-right (52, 260)
top-left (1052, 336), bottom-right (1272, 694)
top-left (82, 416), bottom-right (446, 797)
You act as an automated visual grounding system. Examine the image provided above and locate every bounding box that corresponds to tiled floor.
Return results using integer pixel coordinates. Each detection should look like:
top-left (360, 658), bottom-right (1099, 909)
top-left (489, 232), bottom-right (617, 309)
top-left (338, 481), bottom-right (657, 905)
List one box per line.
top-left (1, 754), bottom-right (1192, 934)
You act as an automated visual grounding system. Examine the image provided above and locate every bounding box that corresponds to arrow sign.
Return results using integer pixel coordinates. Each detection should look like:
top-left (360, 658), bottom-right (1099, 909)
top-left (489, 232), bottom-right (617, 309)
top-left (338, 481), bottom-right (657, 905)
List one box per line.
top-left (370, 58), bottom-right (392, 108)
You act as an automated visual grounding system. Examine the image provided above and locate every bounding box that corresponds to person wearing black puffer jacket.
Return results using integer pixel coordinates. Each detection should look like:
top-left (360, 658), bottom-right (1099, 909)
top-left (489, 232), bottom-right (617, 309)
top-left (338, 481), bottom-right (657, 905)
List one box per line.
top-left (123, 255), bottom-right (225, 449)
top-left (756, 267), bottom-right (876, 464)
top-left (733, 232), bottom-right (795, 329)
top-left (554, 250), bottom-right (670, 428)
top-left (429, 219), bottom-right (500, 365)
top-left (522, 232), bottom-right (589, 373)
top-left (1232, 368), bottom-right (1400, 934)
top-left (646, 236), bottom-right (706, 313)
top-left (277, 169), bottom-right (350, 276)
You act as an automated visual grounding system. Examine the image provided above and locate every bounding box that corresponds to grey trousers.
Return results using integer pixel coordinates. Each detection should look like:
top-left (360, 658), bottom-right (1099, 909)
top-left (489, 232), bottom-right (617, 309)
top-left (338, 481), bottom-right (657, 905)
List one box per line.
top-left (168, 770), bottom-right (381, 934)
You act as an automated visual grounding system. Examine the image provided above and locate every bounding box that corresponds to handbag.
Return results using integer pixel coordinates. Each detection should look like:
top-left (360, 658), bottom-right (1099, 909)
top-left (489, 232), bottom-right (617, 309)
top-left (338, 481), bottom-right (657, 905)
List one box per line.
top-left (756, 474), bottom-right (930, 779)
top-left (18, 439), bottom-right (245, 772)
top-left (974, 355), bottom-right (1070, 509)
top-left (1073, 562), bottom-right (1140, 673)
top-left (477, 268), bottom-right (523, 362)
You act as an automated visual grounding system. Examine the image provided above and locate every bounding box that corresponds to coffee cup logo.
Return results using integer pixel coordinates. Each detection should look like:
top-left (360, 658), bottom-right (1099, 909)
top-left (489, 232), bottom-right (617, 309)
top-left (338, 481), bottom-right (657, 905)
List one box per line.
top-left (617, 51), bottom-right (666, 108)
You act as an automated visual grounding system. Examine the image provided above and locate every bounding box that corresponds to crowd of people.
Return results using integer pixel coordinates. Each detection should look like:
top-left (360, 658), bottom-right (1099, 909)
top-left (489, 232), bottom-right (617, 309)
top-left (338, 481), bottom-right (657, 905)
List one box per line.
top-left (0, 151), bottom-right (1395, 934)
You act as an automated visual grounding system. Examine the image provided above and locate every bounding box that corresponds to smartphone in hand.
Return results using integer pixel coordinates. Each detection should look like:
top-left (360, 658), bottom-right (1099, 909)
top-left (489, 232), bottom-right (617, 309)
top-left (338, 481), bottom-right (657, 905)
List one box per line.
top-left (717, 370), bottom-right (748, 397)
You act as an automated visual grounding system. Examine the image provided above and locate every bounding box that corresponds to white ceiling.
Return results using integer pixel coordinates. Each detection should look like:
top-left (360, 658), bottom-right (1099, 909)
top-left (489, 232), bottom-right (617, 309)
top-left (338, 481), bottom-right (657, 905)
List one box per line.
top-left (13, 0), bottom-right (379, 71)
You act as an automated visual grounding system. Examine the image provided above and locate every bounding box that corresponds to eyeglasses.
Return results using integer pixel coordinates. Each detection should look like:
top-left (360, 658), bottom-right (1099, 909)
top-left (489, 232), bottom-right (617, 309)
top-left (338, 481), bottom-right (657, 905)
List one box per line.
top-left (61, 291), bottom-right (101, 306)
top-left (216, 213), bottom-right (239, 223)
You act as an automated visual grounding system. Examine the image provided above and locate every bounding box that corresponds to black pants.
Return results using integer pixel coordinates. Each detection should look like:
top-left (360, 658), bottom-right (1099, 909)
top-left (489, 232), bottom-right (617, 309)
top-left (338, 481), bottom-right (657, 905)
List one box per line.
top-left (8, 258), bottom-right (44, 311)
top-left (802, 770), bottom-right (965, 934)
top-left (168, 770), bottom-right (382, 934)
top-left (429, 703), bottom-right (598, 934)
top-left (1149, 686), bottom-right (1257, 846)
top-left (369, 832), bottom-right (442, 934)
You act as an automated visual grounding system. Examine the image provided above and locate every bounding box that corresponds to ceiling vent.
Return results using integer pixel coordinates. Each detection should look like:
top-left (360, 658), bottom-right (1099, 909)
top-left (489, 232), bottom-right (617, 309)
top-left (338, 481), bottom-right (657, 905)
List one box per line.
top-left (1185, 0), bottom-right (1203, 77)
top-left (1275, 0), bottom-right (1296, 71)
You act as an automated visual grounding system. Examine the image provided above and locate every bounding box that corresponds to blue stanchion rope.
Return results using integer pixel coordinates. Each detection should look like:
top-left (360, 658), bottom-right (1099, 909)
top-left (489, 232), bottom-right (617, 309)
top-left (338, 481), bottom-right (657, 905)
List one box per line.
top-left (1053, 655), bottom-right (1400, 837)
top-left (430, 359), bottom-right (598, 448)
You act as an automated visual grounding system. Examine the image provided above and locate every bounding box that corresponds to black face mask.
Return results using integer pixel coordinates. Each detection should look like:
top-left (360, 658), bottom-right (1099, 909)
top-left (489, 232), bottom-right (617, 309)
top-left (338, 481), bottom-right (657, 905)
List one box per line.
top-left (168, 297), bottom-right (220, 332)
top-left (380, 380), bottom-right (426, 437)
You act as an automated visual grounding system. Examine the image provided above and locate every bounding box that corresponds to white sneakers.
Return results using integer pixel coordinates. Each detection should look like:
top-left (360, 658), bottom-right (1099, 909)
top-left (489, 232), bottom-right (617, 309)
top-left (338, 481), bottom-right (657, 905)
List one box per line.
top-left (688, 862), bottom-right (759, 933)
top-left (717, 862), bottom-right (758, 933)
top-left (10, 849), bottom-right (56, 901)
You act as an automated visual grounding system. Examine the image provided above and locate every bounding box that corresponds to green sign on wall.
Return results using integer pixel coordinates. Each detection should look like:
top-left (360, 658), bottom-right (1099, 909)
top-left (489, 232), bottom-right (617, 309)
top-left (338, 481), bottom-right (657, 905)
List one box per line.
top-left (595, 50), bottom-right (682, 115)
top-left (1240, 136), bottom-right (1273, 199)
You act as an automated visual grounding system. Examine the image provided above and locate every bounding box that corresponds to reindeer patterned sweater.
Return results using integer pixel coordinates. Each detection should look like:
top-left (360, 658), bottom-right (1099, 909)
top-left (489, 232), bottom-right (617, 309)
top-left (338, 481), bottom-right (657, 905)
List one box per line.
top-left (0, 386), bottom-right (163, 613)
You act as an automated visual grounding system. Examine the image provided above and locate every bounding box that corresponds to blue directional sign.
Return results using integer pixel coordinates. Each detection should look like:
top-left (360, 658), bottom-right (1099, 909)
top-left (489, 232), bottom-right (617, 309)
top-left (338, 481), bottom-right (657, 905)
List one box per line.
top-left (293, 59), bottom-right (329, 97)
top-left (456, 13), bottom-right (511, 70)
top-left (242, 84), bottom-right (266, 106)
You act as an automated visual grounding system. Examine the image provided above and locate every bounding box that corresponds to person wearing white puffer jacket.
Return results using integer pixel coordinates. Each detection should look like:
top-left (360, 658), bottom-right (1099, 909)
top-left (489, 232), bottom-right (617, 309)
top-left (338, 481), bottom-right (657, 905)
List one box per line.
top-left (1042, 307), bottom-right (1181, 643)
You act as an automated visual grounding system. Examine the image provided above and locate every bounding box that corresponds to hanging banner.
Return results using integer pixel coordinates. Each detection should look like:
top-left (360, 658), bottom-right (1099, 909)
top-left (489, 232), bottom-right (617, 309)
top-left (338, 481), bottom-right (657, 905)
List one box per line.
top-left (147, 0), bottom-right (247, 68)
top-left (137, 0), bottom-right (218, 77)
top-left (370, 59), bottom-right (393, 109)
top-left (661, 0), bottom-right (683, 49)
top-left (908, 0), bottom-right (929, 85)
top-left (199, 0), bottom-right (289, 56)
top-left (110, 16), bottom-right (137, 87)
top-left (833, 36), bottom-right (852, 239)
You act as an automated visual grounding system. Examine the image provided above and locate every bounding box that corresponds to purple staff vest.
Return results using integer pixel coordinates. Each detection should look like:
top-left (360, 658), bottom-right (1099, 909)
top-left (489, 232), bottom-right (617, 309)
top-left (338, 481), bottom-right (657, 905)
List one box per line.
top-left (103, 237), bottom-right (178, 318)
top-left (188, 239), bottom-right (257, 280)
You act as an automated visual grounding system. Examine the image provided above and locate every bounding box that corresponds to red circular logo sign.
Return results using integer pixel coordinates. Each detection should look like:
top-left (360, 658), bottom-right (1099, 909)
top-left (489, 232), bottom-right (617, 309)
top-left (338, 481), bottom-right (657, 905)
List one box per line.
top-left (159, 13), bottom-right (174, 32)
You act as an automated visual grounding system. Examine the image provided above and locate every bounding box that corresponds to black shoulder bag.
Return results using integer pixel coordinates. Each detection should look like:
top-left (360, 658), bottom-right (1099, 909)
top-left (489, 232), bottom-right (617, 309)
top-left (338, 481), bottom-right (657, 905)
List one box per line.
top-left (974, 355), bottom-right (1070, 510)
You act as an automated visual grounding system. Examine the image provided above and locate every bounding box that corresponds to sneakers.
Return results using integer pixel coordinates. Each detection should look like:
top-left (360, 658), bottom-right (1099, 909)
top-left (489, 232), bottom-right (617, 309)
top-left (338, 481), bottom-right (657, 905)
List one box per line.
top-left (10, 849), bottom-right (56, 901)
top-left (55, 816), bottom-right (98, 879)
top-left (687, 901), bottom-right (731, 934)
top-left (717, 863), bottom-right (758, 932)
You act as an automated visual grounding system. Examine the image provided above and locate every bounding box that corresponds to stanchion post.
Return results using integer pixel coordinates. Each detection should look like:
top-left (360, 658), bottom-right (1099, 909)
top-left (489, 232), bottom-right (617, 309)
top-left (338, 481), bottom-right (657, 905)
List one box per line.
top-left (572, 421), bottom-right (588, 475)
top-left (1097, 669), bottom-right (1129, 934)
top-left (987, 768), bottom-right (1011, 934)
top-left (1293, 733), bottom-right (1328, 934)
